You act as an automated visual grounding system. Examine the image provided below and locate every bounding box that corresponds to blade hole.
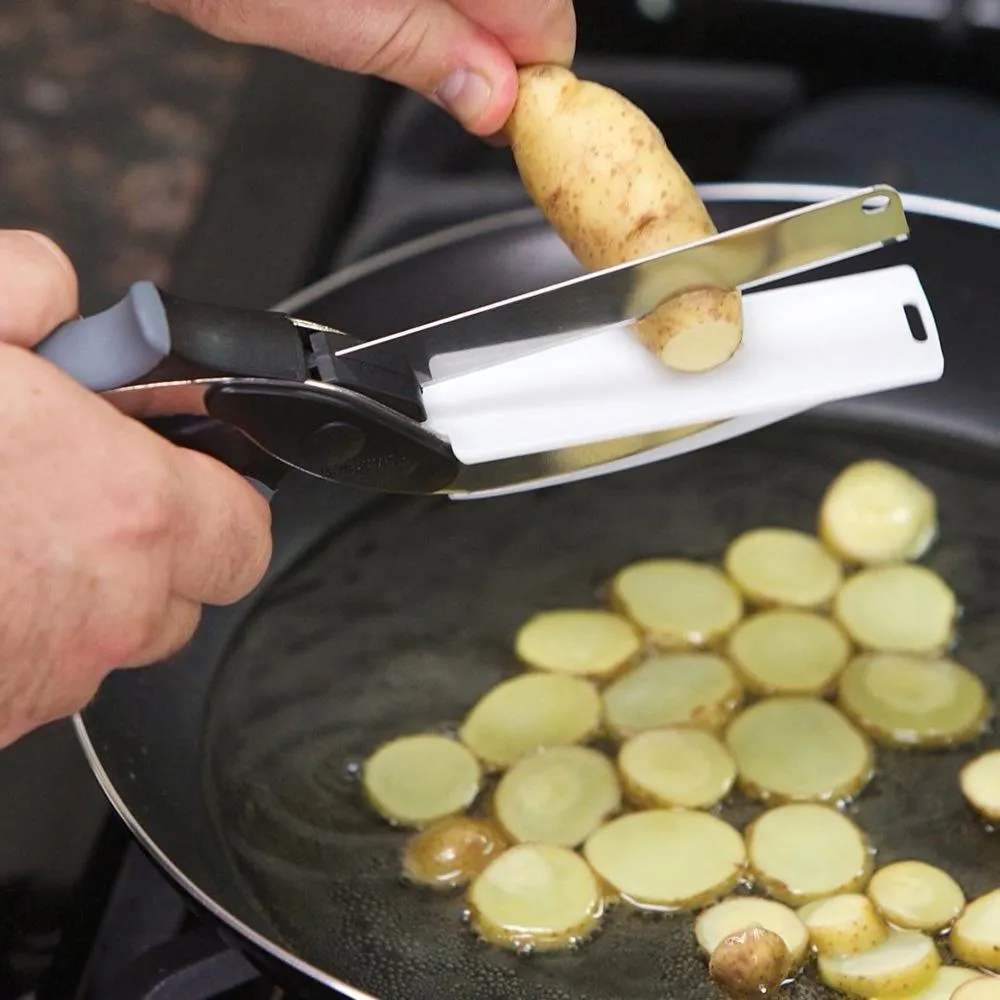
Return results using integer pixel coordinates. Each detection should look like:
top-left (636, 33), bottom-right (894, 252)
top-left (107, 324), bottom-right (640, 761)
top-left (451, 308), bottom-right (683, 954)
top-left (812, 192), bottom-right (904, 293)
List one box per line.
top-left (862, 194), bottom-right (891, 215)
top-left (904, 304), bottom-right (928, 342)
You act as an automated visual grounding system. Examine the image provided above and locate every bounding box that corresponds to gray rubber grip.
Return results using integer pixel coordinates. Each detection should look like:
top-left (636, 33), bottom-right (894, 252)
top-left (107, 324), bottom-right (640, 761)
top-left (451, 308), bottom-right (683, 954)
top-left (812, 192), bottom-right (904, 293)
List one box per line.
top-left (35, 281), bottom-right (171, 391)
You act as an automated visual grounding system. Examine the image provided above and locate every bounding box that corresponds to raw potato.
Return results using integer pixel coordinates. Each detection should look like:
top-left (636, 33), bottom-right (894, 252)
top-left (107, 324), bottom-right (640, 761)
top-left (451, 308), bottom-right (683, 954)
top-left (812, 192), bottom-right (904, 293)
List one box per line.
top-left (838, 654), bottom-right (991, 749)
top-left (618, 727), bottom-right (737, 809)
top-left (833, 565), bottom-right (957, 655)
top-left (402, 816), bottom-right (508, 890)
top-left (747, 803), bottom-right (874, 906)
top-left (610, 558), bottom-right (744, 648)
top-left (725, 696), bottom-right (874, 804)
top-left (724, 528), bottom-right (843, 608)
top-left (505, 65), bottom-right (743, 373)
top-left (459, 672), bottom-right (601, 770)
top-left (709, 925), bottom-right (793, 997)
top-left (493, 746), bottom-right (621, 848)
top-left (867, 861), bottom-right (966, 933)
top-left (362, 734), bottom-right (481, 827)
top-left (883, 966), bottom-right (985, 1000)
top-left (951, 890), bottom-right (1000, 971)
top-left (819, 460), bottom-right (938, 565)
top-left (953, 977), bottom-right (1000, 1000)
top-left (798, 894), bottom-right (889, 956)
top-left (601, 652), bottom-right (743, 739)
top-left (514, 609), bottom-right (641, 680)
top-left (583, 808), bottom-right (746, 910)
top-left (467, 843), bottom-right (604, 952)
top-left (727, 610), bottom-right (851, 696)
top-left (817, 930), bottom-right (941, 998)
top-left (960, 750), bottom-right (1000, 822)
top-left (696, 897), bottom-right (810, 969)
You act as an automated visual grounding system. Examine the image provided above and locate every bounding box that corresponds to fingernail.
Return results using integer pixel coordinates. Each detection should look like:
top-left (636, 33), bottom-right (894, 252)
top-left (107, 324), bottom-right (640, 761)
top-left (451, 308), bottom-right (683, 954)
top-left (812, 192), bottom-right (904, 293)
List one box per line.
top-left (435, 69), bottom-right (492, 127)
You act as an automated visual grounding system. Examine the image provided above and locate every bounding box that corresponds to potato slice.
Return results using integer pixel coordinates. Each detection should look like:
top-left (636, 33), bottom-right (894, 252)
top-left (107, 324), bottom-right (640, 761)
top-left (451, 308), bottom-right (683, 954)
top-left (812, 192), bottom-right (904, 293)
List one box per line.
top-left (459, 673), bottom-right (601, 770)
top-left (696, 897), bottom-right (810, 969)
top-left (601, 652), bottom-right (743, 739)
top-left (838, 654), bottom-right (990, 749)
top-left (493, 746), bottom-right (621, 848)
top-left (514, 609), bottom-right (641, 680)
top-left (833, 566), bottom-right (957, 655)
top-left (362, 734), bottom-right (481, 828)
top-left (747, 803), bottom-right (874, 906)
top-left (867, 861), bottom-right (966, 933)
top-left (583, 808), bottom-right (746, 910)
top-left (798, 893), bottom-right (889, 956)
top-left (953, 976), bottom-right (1000, 1000)
top-left (618, 728), bottom-right (737, 809)
top-left (819, 460), bottom-right (938, 565)
top-left (725, 696), bottom-right (874, 804)
top-left (960, 750), bottom-right (1000, 822)
top-left (402, 816), bottom-right (508, 890)
top-left (951, 890), bottom-right (1000, 971)
top-left (817, 930), bottom-right (941, 998)
top-left (610, 559), bottom-right (743, 647)
top-left (467, 843), bottom-right (604, 953)
top-left (724, 528), bottom-right (843, 608)
top-left (881, 966), bottom-right (985, 1000)
top-left (727, 610), bottom-right (851, 696)
top-left (709, 925), bottom-right (793, 997)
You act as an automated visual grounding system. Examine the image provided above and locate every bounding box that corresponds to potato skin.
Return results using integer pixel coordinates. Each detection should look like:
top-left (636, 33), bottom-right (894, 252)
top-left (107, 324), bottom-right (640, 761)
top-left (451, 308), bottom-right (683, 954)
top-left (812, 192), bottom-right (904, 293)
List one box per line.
top-left (505, 65), bottom-right (743, 373)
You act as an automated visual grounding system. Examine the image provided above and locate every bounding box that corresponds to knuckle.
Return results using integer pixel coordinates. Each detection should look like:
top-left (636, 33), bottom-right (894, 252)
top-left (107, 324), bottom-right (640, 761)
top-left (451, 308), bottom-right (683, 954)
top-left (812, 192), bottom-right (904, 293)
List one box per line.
top-left (355, 5), bottom-right (431, 80)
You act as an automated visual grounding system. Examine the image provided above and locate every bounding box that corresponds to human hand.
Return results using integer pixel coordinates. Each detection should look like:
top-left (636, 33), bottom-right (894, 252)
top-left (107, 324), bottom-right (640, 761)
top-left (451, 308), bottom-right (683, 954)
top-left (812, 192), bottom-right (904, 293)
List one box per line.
top-left (0, 230), bottom-right (272, 748)
top-left (141, 0), bottom-right (576, 136)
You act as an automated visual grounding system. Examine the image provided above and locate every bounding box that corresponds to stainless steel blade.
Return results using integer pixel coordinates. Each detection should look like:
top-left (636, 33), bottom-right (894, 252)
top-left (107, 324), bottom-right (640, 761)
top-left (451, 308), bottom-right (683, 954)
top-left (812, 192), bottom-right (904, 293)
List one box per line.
top-left (335, 185), bottom-right (909, 386)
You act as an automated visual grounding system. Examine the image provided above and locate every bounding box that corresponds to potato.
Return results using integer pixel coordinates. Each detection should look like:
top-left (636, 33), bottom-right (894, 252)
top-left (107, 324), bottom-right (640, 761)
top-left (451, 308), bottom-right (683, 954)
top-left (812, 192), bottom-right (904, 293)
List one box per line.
top-left (505, 65), bottom-right (743, 373)
top-left (817, 931), bottom-right (941, 998)
top-left (951, 889), bottom-right (1000, 971)
top-left (697, 898), bottom-right (810, 969)
top-left (402, 816), bottom-right (508, 890)
top-left (960, 749), bottom-right (1000, 822)
top-left (867, 861), bottom-right (966, 934)
top-left (709, 925), bottom-right (793, 997)
top-left (798, 893), bottom-right (889, 956)
top-left (514, 609), bottom-right (641, 680)
top-left (953, 977), bottom-right (1000, 1000)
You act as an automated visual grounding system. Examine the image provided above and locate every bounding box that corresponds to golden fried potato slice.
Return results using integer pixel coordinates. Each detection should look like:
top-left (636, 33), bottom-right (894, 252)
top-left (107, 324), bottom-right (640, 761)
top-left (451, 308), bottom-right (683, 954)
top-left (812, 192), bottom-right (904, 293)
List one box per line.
top-left (515, 609), bottom-right (641, 680)
top-left (951, 890), bottom-right (1000, 971)
top-left (402, 817), bottom-right (507, 890)
top-left (798, 893), bottom-right (889, 956)
top-left (867, 861), bottom-right (966, 933)
top-left (817, 930), bottom-right (941, 998)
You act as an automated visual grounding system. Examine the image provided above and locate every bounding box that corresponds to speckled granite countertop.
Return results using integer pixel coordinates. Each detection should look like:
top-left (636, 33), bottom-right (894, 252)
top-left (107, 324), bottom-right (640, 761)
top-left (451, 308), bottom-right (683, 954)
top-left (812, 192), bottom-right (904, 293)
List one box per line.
top-left (0, 0), bottom-right (251, 312)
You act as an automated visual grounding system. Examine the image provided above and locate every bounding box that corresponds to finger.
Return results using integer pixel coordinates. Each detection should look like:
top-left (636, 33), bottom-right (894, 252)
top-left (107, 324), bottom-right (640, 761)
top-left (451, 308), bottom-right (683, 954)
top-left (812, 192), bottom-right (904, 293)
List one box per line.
top-left (120, 595), bottom-right (203, 668)
top-left (0, 230), bottom-right (79, 347)
top-left (451, 0), bottom-right (576, 67)
top-left (144, 0), bottom-right (518, 136)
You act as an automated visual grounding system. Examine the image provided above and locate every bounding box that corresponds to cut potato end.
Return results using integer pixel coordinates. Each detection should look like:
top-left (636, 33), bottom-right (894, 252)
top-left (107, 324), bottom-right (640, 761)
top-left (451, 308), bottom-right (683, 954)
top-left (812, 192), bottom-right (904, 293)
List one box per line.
top-left (637, 289), bottom-right (744, 374)
top-left (819, 460), bottom-right (938, 565)
top-left (459, 672), bottom-right (601, 770)
top-left (362, 734), bottom-right (481, 828)
top-left (493, 746), bottom-right (621, 848)
top-left (798, 893), bottom-right (890, 956)
top-left (602, 652), bottom-right (743, 739)
top-left (724, 527), bottom-right (843, 609)
top-left (817, 930), bottom-right (941, 998)
top-left (619, 728), bottom-right (736, 809)
top-left (833, 565), bottom-right (957, 655)
top-left (467, 843), bottom-right (604, 953)
top-left (951, 890), bottom-right (1000, 971)
top-left (747, 803), bottom-right (874, 906)
top-left (960, 750), bottom-right (1000, 822)
top-left (583, 808), bottom-right (746, 910)
top-left (838, 654), bottom-right (991, 749)
top-left (709, 925), bottom-right (793, 998)
top-left (514, 609), bottom-right (641, 680)
top-left (867, 861), bottom-right (966, 933)
top-left (727, 610), bottom-right (851, 696)
top-left (952, 976), bottom-right (1000, 1000)
top-left (725, 696), bottom-right (874, 804)
top-left (610, 558), bottom-right (744, 648)
top-left (402, 816), bottom-right (508, 890)
top-left (696, 897), bottom-right (810, 969)
top-left (879, 966), bottom-right (985, 1000)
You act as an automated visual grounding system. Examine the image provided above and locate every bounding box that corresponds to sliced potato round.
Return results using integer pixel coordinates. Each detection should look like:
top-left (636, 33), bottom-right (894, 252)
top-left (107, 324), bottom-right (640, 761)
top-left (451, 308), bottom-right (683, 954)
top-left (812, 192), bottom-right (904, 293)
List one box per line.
top-left (583, 808), bottom-right (746, 910)
top-left (960, 750), bottom-right (1000, 822)
top-left (725, 696), bottom-right (874, 804)
top-left (817, 930), bottom-right (941, 998)
top-left (467, 842), bottom-right (604, 952)
top-left (747, 803), bottom-right (874, 906)
top-left (833, 565), bottom-right (957, 655)
top-left (867, 861), bottom-right (966, 933)
top-left (880, 966), bottom-right (986, 1000)
top-left (493, 745), bottom-right (621, 848)
top-left (362, 734), bottom-right (481, 827)
top-left (459, 673), bottom-right (601, 770)
top-left (696, 897), bottom-right (810, 969)
top-left (724, 527), bottom-right (843, 608)
top-left (727, 609), bottom-right (851, 696)
top-left (951, 890), bottom-right (1000, 971)
top-left (514, 609), bottom-right (641, 680)
top-left (601, 652), bottom-right (742, 739)
top-left (709, 925), bottom-right (793, 998)
top-left (953, 976), bottom-right (1000, 1000)
top-left (838, 654), bottom-right (990, 749)
top-left (798, 893), bottom-right (889, 956)
top-left (402, 816), bottom-right (508, 890)
top-left (610, 558), bottom-right (743, 647)
top-left (618, 727), bottom-right (737, 809)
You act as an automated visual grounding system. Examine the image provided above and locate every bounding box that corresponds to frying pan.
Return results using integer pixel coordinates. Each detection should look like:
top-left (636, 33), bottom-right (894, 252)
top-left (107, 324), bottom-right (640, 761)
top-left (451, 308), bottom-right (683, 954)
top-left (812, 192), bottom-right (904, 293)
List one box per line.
top-left (76, 184), bottom-right (1000, 999)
